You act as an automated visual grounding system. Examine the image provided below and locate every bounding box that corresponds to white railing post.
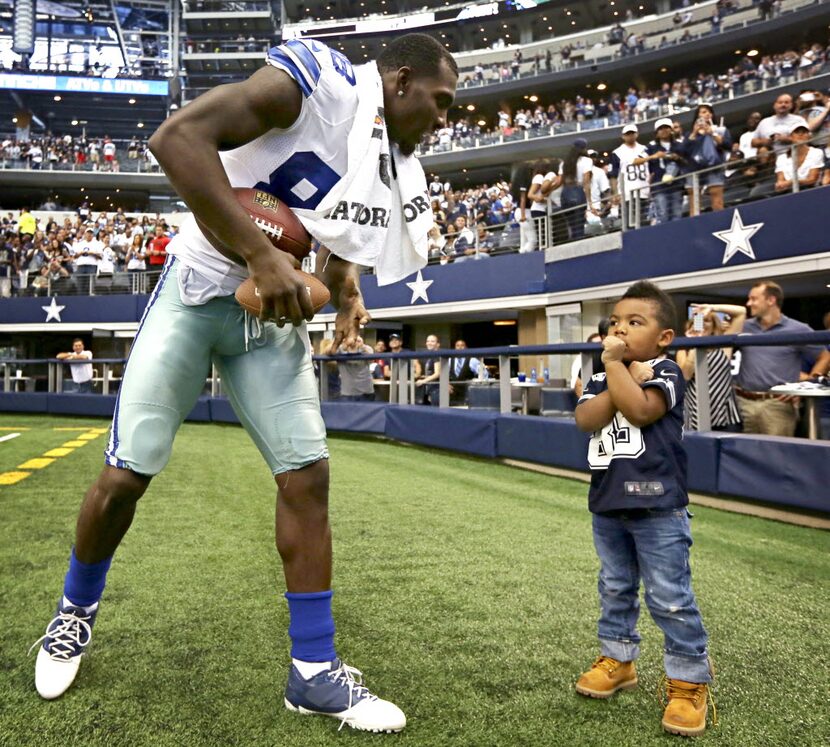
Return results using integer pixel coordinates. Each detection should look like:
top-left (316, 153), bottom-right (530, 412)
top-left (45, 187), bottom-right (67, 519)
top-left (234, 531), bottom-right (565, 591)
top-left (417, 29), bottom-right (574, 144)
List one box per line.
top-left (499, 354), bottom-right (511, 414)
top-left (791, 143), bottom-right (799, 193)
top-left (581, 351), bottom-right (594, 383)
top-left (691, 172), bottom-right (701, 215)
top-left (694, 346), bottom-right (712, 431)
top-left (388, 359), bottom-right (399, 404)
top-left (439, 356), bottom-right (450, 408)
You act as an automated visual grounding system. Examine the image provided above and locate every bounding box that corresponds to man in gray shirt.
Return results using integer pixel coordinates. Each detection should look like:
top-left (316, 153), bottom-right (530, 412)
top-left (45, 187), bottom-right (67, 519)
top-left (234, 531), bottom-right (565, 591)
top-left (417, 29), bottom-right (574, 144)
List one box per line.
top-left (336, 336), bottom-right (376, 402)
top-left (751, 94), bottom-right (808, 153)
top-left (734, 279), bottom-right (823, 436)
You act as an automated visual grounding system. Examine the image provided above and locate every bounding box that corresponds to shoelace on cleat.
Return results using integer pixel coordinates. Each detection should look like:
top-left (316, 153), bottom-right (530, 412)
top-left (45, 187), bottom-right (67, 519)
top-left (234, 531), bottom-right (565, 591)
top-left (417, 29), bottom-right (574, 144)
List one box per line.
top-left (28, 610), bottom-right (93, 662)
top-left (327, 662), bottom-right (377, 731)
top-left (657, 675), bottom-right (718, 727)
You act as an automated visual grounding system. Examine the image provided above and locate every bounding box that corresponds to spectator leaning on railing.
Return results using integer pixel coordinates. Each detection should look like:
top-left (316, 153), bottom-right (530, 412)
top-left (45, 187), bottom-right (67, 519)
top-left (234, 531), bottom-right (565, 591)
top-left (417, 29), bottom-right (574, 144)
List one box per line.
top-left (56, 338), bottom-right (94, 394)
top-left (71, 228), bottom-right (102, 276)
top-left (751, 93), bottom-right (809, 153)
top-left (553, 138), bottom-right (593, 241)
top-left (610, 124), bottom-right (650, 222)
top-left (683, 103), bottom-right (732, 216)
top-left (774, 123), bottom-right (824, 191)
top-left (642, 118), bottom-right (686, 224)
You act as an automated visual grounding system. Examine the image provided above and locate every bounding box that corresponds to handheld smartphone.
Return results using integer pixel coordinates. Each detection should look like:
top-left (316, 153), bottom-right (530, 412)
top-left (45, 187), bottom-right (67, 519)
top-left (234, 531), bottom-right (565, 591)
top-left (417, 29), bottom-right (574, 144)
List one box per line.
top-left (692, 312), bottom-right (705, 333)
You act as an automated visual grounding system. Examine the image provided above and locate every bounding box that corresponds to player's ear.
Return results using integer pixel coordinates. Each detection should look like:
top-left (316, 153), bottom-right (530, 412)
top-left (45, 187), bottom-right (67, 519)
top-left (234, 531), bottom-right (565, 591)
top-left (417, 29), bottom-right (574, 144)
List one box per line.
top-left (395, 66), bottom-right (413, 96)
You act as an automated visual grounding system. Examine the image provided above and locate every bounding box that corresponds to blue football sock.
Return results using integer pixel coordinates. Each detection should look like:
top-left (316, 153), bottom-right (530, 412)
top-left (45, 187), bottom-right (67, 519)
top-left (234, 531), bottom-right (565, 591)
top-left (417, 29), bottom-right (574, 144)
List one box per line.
top-left (285, 590), bottom-right (336, 662)
top-left (63, 548), bottom-right (112, 607)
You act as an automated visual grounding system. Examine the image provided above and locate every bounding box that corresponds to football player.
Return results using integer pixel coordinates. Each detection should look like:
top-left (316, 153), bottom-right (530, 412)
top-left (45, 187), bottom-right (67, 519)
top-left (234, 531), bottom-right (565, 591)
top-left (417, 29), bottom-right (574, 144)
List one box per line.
top-left (32, 33), bottom-right (457, 734)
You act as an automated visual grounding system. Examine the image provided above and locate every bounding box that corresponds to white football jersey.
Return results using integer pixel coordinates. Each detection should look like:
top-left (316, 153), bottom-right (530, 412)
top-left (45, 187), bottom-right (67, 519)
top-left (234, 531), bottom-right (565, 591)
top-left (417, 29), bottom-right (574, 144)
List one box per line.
top-left (168, 39), bottom-right (360, 292)
top-left (610, 142), bottom-right (650, 198)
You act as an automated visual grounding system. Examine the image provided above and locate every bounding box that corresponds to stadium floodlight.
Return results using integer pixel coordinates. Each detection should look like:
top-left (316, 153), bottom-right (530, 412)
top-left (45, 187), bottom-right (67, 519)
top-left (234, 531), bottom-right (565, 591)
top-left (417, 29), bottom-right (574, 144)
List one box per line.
top-left (12, 0), bottom-right (36, 56)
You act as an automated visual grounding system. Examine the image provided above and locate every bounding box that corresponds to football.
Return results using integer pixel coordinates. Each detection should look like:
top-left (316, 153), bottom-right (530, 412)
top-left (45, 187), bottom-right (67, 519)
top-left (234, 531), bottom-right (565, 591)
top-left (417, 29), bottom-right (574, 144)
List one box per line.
top-left (234, 270), bottom-right (331, 318)
top-left (234, 186), bottom-right (312, 260)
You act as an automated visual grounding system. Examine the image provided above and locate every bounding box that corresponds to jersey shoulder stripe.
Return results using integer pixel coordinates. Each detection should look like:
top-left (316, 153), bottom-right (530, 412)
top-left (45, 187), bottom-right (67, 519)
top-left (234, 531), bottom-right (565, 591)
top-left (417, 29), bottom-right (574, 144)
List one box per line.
top-left (267, 40), bottom-right (326, 97)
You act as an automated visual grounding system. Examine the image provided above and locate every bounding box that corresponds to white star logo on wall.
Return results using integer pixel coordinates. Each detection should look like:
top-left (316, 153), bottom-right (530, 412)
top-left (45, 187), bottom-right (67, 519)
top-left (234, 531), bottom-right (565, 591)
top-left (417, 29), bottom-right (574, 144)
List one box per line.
top-left (405, 270), bottom-right (433, 304)
top-left (42, 297), bottom-right (66, 322)
top-left (712, 209), bottom-right (764, 265)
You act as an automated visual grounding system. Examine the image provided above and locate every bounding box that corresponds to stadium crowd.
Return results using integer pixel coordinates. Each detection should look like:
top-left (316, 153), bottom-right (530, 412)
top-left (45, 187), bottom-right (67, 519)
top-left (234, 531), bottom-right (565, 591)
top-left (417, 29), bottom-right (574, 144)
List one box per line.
top-left (426, 42), bottom-right (830, 152)
top-left (456, 0), bottom-right (785, 84)
top-left (1, 134), bottom-right (154, 172)
top-left (0, 208), bottom-right (176, 297)
top-left (426, 82), bottom-right (830, 258)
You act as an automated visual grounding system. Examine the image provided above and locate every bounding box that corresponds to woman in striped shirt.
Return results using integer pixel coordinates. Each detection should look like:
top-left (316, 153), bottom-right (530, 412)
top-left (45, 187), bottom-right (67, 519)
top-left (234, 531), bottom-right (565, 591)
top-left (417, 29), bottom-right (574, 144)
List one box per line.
top-left (677, 303), bottom-right (746, 431)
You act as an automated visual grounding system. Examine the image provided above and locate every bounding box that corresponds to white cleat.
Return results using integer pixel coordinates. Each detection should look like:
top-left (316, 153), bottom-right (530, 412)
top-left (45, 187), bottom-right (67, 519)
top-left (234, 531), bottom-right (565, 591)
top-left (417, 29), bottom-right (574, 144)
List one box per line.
top-left (284, 659), bottom-right (406, 733)
top-left (30, 603), bottom-right (97, 700)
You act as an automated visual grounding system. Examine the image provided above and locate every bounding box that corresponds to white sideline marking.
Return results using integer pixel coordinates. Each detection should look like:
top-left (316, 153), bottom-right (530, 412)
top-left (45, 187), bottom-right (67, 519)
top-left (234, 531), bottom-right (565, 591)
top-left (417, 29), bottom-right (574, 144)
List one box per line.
top-left (0, 432), bottom-right (21, 443)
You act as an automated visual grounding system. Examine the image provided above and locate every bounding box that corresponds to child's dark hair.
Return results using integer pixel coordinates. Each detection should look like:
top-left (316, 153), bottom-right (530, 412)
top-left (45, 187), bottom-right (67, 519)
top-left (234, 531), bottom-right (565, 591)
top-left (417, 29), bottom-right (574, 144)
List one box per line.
top-left (620, 280), bottom-right (677, 331)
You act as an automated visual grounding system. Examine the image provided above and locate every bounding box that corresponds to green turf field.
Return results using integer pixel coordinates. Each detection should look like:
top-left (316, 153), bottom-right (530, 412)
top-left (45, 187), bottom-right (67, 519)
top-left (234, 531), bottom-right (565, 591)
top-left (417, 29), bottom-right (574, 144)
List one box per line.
top-left (1, 413), bottom-right (829, 747)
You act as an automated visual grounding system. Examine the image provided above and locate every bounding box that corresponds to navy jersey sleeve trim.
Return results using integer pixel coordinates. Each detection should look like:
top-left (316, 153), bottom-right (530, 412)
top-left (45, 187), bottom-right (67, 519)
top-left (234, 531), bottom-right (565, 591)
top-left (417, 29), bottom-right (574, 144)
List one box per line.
top-left (267, 41), bottom-right (324, 97)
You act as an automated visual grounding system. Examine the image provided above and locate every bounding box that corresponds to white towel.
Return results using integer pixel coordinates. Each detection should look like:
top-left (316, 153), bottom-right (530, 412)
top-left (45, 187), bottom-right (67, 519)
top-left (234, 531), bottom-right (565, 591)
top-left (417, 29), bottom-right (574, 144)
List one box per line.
top-left (293, 62), bottom-right (432, 286)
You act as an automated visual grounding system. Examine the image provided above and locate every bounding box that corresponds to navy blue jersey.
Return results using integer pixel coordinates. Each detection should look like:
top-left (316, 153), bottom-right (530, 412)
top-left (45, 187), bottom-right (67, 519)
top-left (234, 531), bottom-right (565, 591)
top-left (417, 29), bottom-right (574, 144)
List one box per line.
top-left (577, 357), bottom-right (687, 513)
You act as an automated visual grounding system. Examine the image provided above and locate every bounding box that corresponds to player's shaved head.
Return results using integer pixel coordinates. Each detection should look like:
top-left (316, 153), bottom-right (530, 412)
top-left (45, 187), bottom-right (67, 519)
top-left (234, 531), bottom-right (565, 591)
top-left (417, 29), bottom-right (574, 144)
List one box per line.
top-left (377, 33), bottom-right (458, 79)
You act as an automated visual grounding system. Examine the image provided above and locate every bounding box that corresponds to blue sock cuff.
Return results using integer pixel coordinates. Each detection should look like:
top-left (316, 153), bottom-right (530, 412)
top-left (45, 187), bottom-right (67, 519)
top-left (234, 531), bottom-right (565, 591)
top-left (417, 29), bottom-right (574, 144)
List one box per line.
top-left (63, 548), bottom-right (113, 607)
top-left (285, 590), bottom-right (336, 662)
top-left (285, 591), bottom-right (334, 601)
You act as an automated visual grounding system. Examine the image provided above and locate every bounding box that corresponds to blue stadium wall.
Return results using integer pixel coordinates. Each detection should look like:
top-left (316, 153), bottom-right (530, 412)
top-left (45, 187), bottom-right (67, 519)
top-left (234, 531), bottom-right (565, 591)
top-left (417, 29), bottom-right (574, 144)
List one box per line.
top-left (1, 393), bottom-right (828, 515)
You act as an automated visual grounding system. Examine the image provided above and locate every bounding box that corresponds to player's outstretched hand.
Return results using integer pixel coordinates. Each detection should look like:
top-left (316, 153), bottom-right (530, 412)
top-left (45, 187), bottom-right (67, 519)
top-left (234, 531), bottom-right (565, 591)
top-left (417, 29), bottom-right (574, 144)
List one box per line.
top-left (248, 250), bottom-right (314, 326)
top-left (332, 297), bottom-right (371, 351)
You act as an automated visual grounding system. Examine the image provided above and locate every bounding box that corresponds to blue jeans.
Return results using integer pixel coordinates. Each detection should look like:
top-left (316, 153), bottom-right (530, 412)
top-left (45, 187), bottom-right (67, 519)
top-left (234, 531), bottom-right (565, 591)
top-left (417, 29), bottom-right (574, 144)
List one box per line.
top-left (560, 185), bottom-right (586, 240)
top-left (591, 509), bottom-right (711, 683)
top-left (652, 189), bottom-right (683, 224)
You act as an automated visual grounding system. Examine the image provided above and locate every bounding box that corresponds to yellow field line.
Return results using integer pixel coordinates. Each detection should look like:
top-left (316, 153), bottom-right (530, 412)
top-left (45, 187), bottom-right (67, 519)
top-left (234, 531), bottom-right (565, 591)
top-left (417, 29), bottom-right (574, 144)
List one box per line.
top-left (0, 427), bottom-right (31, 431)
top-left (0, 426), bottom-right (107, 487)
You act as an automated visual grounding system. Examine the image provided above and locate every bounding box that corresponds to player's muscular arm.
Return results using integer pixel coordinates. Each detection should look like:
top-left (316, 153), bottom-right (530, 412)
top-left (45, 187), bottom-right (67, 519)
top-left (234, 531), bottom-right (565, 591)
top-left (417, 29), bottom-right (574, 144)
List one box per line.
top-left (149, 66), bottom-right (313, 325)
top-left (316, 245), bottom-right (371, 349)
top-left (575, 390), bottom-right (616, 432)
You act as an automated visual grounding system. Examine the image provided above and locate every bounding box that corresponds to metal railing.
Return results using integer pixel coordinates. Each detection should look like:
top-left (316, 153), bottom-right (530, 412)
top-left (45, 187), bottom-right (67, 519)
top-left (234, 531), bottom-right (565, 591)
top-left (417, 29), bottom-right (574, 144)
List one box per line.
top-left (3, 269), bottom-right (165, 299)
top-left (623, 132), bottom-right (830, 230)
top-left (8, 333), bottom-right (826, 437)
top-left (183, 1), bottom-right (272, 13)
top-left (184, 39), bottom-right (271, 54)
top-left (452, 0), bottom-right (813, 85)
top-left (418, 63), bottom-right (830, 156)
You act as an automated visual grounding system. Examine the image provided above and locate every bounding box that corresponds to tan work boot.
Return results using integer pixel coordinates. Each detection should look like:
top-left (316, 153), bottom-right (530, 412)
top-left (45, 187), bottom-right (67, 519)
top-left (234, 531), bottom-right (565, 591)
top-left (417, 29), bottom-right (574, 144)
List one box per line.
top-left (661, 678), bottom-right (712, 737)
top-left (575, 656), bottom-right (638, 698)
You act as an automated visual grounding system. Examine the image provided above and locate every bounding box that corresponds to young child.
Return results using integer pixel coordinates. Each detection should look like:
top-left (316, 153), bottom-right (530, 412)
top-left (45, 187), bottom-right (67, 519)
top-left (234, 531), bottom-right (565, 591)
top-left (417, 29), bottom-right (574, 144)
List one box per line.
top-left (574, 280), bottom-right (713, 737)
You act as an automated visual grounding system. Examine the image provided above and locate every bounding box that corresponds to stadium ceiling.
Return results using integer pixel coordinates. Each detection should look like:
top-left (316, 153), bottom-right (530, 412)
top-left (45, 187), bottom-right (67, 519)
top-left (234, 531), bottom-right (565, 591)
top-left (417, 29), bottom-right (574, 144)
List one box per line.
top-left (0, 88), bottom-right (167, 140)
top-left (281, 0), bottom-right (653, 27)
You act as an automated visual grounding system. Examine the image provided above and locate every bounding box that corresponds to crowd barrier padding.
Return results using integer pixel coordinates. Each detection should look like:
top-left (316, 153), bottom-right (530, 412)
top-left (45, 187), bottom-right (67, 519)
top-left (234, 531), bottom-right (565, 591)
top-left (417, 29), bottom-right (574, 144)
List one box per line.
top-left (208, 397), bottom-right (240, 424)
top-left (47, 393), bottom-right (117, 418)
top-left (385, 405), bottom-right (499, 457)
top-left (0, 392), bottom-right (48, 412)
top-left (717, 434), bottom-right (830, 513)
top-left (321, 402), bottom-right (387, 434)
top-left (681, 431), bottom-right (724, 495)
top-left (3, 396), bottom-right (829, 514)
top-left (496, 414), bottom-right (589, 471)
top-left (186, 396), bottom-right (212, 423)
